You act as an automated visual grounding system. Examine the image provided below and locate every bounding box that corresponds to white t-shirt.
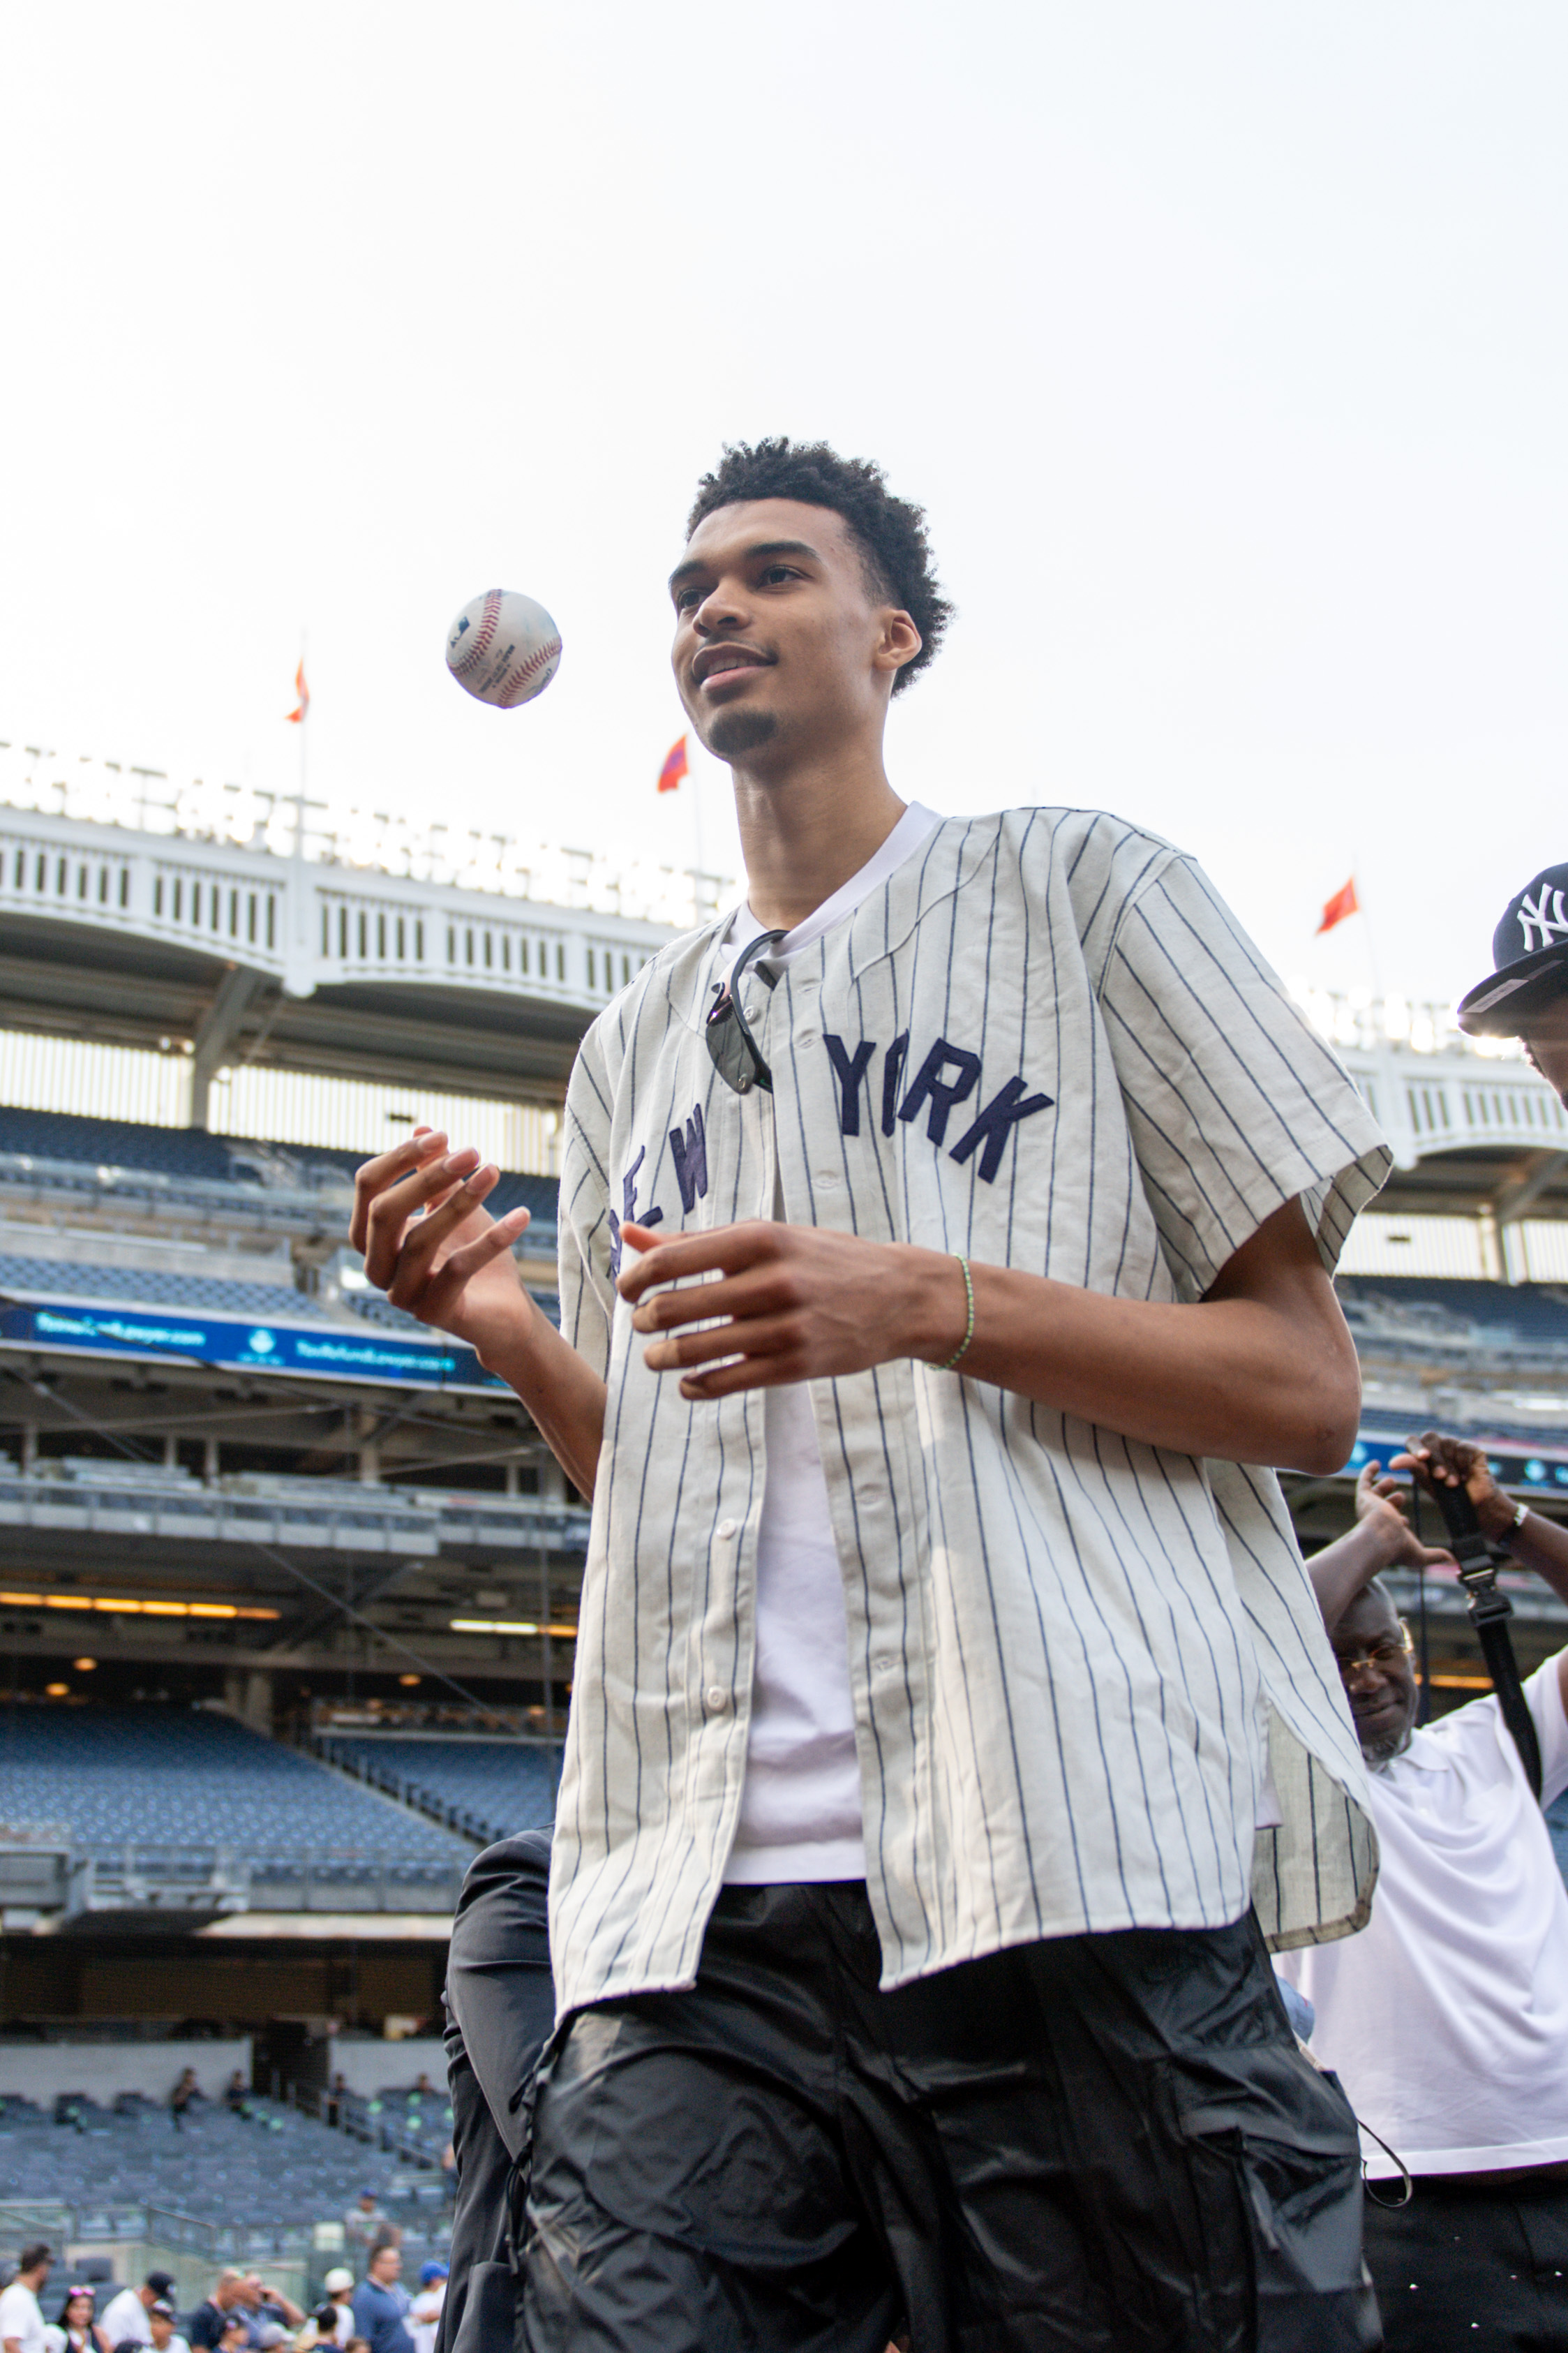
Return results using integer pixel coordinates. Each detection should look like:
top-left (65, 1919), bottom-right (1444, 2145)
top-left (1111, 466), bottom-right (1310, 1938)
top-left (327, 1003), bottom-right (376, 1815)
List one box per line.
top-left (1280, 1654), bottom-right (1568, 2176)
top-left (408, 2288), bottom-right (444, 2353)
top-left (0, 2284), bottom-right (47, 2353)
top-left (721, 801), bottom-right (943, 1884)
top-left (97, 2294), bottom-right (149, 2350)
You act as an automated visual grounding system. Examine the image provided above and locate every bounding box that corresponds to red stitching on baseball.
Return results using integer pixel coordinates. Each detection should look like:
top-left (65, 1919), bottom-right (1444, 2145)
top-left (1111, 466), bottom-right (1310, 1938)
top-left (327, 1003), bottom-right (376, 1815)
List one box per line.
top-left (450, 587), bottom-right (505, 678)
top-left (502, 637), bottom-right (562, 706)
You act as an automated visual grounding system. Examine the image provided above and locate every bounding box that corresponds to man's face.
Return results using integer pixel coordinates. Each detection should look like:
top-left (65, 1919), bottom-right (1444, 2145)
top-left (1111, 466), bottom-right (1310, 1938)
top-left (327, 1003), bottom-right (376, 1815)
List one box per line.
top-left (669, 498), bottom-right (917, 767)
top-left (1332, 1587), bottom-right (1418, 1763)
top-left (369, 2252), bottom-right (401, 2287)
top-left (1521, 1002), bottom-right (1568, 1101)
top-left (150, 2322), bottom-right (172, 2347)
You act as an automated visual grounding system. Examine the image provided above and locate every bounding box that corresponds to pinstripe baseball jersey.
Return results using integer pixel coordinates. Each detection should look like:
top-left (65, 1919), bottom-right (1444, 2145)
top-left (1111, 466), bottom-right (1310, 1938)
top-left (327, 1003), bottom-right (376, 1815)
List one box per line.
top-left (550, 805), bottom-right (1390, 2013)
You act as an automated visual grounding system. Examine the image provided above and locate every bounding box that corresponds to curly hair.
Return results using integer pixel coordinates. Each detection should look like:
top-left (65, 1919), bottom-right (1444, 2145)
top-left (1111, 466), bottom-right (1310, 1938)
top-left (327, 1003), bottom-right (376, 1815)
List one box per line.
top-left (684, 438), bottom-right (952, 693)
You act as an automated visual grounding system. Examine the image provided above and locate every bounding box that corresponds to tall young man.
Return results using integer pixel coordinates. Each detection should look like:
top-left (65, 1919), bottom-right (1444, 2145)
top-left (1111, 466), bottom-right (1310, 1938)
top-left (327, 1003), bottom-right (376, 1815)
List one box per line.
top-left (354, 440), bottom-right (1390, 2349)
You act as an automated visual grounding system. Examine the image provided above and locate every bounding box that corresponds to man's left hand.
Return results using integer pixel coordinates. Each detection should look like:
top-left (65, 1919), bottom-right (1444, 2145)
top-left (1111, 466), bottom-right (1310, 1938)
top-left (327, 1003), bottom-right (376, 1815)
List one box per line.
top-left (617, 1220), bottom-right (963, 1399)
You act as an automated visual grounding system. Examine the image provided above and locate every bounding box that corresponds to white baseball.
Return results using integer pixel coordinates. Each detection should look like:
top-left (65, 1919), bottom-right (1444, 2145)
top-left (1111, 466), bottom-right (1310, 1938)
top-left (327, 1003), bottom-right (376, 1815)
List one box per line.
top-left (445, 589), bottom-right (562, 708)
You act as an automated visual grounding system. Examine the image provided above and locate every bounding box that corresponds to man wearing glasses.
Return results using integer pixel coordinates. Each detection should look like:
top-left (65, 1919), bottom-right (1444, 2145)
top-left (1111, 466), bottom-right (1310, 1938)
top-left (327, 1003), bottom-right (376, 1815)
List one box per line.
top-left (1282, 1437), bottom-right (1568, 2352)
top-left (354, 440), bottom-right (1393, 2349)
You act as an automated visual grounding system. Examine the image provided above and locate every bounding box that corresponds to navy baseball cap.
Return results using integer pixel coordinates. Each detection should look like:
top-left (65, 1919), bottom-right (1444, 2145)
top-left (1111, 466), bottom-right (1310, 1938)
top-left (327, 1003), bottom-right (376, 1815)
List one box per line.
top-left (1458, 863), bottom-right (1568, 1036)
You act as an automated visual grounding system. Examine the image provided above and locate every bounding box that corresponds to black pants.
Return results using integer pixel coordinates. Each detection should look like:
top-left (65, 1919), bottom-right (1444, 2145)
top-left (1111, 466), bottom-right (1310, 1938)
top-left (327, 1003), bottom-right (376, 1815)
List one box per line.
top-left (436, 1832), bottom-right (555, 2353)
top-left (521, 1881), bottom-right (1379, 2353)
top-left (1364, 2174), bottom-right (1568, 2350)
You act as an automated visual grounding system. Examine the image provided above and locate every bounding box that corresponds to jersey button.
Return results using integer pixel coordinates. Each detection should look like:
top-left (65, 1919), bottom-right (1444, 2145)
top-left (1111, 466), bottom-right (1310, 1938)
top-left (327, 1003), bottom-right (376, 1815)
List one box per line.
top-left (716, 1517), bottom-right (738, 1541)
top-left (705, 1685), bottom-right (730, 1712)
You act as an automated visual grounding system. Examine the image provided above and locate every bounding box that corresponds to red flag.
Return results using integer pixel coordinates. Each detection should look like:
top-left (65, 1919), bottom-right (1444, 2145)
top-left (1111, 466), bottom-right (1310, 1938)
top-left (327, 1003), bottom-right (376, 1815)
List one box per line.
top-left (657, 735), bottom-right (688, 794)
top-left (1316, 877), bottom-right (1359, 935)
top-left (286, 662), bottom-right (309, 725)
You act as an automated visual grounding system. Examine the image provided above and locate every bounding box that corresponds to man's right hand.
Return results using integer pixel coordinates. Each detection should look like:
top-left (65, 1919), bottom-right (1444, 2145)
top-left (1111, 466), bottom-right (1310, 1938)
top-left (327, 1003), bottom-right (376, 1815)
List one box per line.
top-left (1395, 1430), bottom-right (1517, 1543)
top-left (350, 1128), bottom-right (538, 1370)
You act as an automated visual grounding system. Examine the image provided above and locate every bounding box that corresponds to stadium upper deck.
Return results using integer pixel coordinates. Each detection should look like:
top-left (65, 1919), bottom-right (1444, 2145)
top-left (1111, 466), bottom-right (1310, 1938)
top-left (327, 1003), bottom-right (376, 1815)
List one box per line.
top-left (0, 745), bottom-right (697, 1110)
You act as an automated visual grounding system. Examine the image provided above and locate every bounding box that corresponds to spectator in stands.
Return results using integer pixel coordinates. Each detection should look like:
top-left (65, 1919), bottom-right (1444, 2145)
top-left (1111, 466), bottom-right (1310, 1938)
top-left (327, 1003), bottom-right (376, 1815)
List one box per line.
top-left (341, 2195), bottom-right (386, 2253)
top-left (41, 2287), bottom-right (101, 2353)
top-left (235, 2280), bottom-right (301, 2350)
top-left (409, 2075), bottom-right (435, 2100)
top-left (186, 2274), bottom-right (248, 2351)
top-left (167, 2067), bottom-right (200, 2131)
top-left (405, 2271), bottom-right (443, 2353)
top-left (349, 2250), bottom-right (411, 2353)
top-left (1280, 1433), bottom-right (1568, 2351)
top-left (288, 2311), bottom-right (336, 2353)
top-left (1, 2246), bottom-right (53, 2353)
top-left (317, 2277), bottom-right (353, 2351)
top-left (145, 2303), bottom-right (187, 2353)
top-left (222, 2070), bottom-right (250, 2116)
top-left (99, 2276), bottom-right (176, 2350)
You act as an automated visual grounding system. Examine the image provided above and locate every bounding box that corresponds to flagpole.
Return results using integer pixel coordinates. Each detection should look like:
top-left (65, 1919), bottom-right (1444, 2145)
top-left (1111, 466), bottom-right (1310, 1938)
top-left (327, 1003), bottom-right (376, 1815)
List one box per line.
top-left (292, 632), bottom-right (308, 863)
top-left (1354, 870), bottom-right (1387, 1012)
top-left (691, 748), bottom-right (706, 921)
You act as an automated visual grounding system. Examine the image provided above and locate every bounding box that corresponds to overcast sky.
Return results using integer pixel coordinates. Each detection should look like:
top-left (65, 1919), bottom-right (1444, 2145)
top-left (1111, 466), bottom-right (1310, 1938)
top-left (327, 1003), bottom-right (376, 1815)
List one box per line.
top-left (3, 3), bottom-right (1561, 1008)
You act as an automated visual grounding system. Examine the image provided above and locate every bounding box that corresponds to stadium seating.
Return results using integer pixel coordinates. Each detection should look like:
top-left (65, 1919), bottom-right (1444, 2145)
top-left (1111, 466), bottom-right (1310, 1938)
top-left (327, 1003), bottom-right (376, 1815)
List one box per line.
top-left (0, 1105), bottom-right (560, 1241)
top-left (0, 1706), bottom-right (470, 1862)
top-left (0, 2090), bottom-right (452, 2236)
top-left (286, 1143), bottom-right (558, 1233)
top-left (0, 1250), bottom-right (336, 1320)
top-left (0, 1107), bottom-right (241, 1182)
top-left (319, 1734), bottom-right (558, 1843)
top-left (1339, 1276), bottom-right (1568, 1353)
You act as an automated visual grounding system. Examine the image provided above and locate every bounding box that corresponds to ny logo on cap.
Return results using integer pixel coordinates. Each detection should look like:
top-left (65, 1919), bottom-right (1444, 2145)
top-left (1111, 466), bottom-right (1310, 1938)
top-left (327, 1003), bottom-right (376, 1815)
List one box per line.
top-left (1518, 884), bottom-right (1568, 955)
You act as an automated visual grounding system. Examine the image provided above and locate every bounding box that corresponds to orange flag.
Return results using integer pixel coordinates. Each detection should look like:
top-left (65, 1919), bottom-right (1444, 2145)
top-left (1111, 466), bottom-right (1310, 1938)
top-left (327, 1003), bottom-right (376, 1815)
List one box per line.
top-left (1316, 877), bottom-right (1359, 935)
top-left (657, 735), bottom-right (689, 794)
top-left (286, 662), bottom-right (309, 725)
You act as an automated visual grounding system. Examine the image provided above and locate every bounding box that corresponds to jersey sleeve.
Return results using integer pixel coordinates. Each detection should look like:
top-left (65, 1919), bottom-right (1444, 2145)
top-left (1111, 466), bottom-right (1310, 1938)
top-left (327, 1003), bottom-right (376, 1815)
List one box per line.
top-left (558, 1023), bottom-right (616, 1385)
top-left (1097, 851), bottom-right (1391, 1299)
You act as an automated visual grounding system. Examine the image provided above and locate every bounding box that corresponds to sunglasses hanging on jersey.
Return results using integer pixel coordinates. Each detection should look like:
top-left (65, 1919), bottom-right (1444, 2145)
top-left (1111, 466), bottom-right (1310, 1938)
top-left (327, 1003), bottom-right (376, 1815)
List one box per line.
top-left (705, 930), bottom-right (787, 1095)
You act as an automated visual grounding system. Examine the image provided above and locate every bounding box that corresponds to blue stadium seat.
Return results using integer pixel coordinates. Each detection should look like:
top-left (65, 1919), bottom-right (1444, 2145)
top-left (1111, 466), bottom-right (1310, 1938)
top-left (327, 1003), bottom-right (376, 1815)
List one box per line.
top-left (0, 1107), bottom-right (242, 1182)
top-left (0, 1706), bottom-right (471, 1862)
top-left (0, 1251), bottom-right (336, 1321)
top-left (0, 1105), bottom-right (560, 1237)
top-left (1338, 1276), bottom-right (1568, 1347)
top-left (321, 1735), bottom-right (558, 1842)
top-left (0, 2095), bottom-right (451, 2233)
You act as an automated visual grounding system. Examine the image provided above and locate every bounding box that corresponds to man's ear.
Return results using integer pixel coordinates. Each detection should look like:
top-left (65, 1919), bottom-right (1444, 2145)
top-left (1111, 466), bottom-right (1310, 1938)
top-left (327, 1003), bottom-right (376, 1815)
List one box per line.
top-left (875, 608), bottom-right (923, 678)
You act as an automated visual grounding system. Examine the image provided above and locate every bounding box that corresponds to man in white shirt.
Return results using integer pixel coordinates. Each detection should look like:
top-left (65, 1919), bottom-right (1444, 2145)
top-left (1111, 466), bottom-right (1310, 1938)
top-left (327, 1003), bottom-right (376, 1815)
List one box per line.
top-left (99, 2275), bottom-right (177, 2351)
top-left (0, 2247), bottom-right (52, 2353)
top-left (354, 438), bottom-right (1389, 2349)
top-left (1283, 1430), bottom-right (1568, 2351)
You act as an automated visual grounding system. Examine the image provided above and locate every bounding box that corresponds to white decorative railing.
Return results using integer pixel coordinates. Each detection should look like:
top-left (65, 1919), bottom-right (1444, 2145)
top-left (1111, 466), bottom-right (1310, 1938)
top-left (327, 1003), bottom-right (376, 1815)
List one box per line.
top-left (1287, 987), bottom-right (1567, 1173)
top-left (0, 737), bottom-right (731, 928)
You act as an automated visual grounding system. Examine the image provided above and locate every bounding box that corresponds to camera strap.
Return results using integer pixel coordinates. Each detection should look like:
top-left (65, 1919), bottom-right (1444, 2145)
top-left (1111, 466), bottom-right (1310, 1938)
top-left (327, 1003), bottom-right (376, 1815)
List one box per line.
top-left (1421, 1472), bottom-right (1542, 1801)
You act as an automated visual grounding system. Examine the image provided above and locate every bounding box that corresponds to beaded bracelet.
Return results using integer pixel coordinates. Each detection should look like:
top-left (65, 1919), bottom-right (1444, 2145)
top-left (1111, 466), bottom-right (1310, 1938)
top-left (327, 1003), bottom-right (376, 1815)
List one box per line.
top-left (936, 1254), bottom-right (976, 1373)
